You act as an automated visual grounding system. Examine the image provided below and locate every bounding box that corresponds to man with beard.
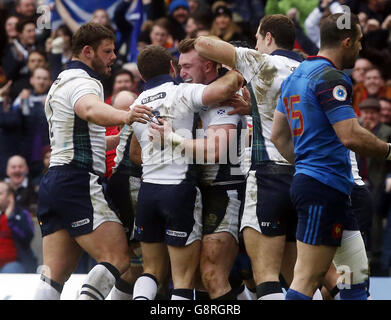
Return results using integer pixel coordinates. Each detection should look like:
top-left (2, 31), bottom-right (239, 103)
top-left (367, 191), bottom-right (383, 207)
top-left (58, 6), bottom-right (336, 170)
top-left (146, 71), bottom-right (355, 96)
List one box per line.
top-left (271, 13), bottom-right (390, 299)
top-left (33, 23), bottom-right (153, 300)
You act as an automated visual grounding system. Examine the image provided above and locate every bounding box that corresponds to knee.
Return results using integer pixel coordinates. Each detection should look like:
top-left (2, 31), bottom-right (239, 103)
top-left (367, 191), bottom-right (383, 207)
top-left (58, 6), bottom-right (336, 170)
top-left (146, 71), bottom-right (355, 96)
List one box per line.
top-left (98, 251), bottom-right (131, 275)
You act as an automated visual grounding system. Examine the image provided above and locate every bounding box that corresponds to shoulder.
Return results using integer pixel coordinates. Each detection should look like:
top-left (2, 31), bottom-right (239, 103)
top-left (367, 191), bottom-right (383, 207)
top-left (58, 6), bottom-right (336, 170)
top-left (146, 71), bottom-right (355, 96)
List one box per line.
top-left (314, 67), bottom-right (353, 94)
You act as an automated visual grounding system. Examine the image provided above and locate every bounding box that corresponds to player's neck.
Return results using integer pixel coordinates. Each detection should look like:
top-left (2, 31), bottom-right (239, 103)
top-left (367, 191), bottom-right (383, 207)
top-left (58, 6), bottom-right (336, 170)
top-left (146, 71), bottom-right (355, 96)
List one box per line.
top-left (71, 57), bottom-right (94, 71)
top-left (317, 49), bottom-right (342, 70)
top-left (204, 72), bottom-right (218, 84)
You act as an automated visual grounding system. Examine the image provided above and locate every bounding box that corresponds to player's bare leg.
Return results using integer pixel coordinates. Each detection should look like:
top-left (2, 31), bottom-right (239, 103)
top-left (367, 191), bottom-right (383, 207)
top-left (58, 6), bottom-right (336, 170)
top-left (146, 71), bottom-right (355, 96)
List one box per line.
top-left (243, 227), bottom-right (285, 299)
top-left (200, 232), bottom-right (239, 299)
top-left (168, 240), bottom-right (201, 300)
top-left (132, 242), bottom-right (169, 300)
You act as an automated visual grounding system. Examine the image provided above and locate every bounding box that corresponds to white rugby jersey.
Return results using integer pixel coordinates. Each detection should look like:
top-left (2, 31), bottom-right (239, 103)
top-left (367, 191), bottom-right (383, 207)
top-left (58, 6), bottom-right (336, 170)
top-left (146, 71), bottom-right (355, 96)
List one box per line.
top-left (131, 75), bottom-right (206, 184)
top-left (198, 105), bottom-right (247, 185)
top-left (350, 151), bottom-right (365, 186)
top-left (235, 48), bottom-right (303, 165)
top-left (45, 61), bottom-right (107, 176)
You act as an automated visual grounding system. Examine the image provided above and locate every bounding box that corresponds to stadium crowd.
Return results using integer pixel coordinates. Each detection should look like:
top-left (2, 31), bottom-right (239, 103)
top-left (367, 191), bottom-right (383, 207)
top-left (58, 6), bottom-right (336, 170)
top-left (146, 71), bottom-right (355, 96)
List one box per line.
top-left (0, 0), bottom-right (391, 300)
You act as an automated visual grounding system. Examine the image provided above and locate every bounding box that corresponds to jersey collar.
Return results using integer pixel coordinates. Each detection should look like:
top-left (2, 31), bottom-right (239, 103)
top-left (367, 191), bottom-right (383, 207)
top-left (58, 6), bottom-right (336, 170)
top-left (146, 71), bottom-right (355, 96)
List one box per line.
top-left (306, 56), bottom-right (338, 69)
top-left (66, 60), bottom-right (101, 81)
top-left (144, 74), bottom-right (177, 90)
top-left (270, 49), bottom-right (304, 62)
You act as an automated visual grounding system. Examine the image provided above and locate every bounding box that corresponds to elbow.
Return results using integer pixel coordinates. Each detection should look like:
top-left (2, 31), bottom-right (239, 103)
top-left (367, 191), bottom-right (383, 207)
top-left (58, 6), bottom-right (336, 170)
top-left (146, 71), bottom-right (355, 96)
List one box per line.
top-left (195, 36), bottom-right (208, 53)
top-left (339, 136), bottom-right (358, 152)
top-left (83, 104), bottom-right (95, 123)
top-left (270, 132), bottom-right (278, 147)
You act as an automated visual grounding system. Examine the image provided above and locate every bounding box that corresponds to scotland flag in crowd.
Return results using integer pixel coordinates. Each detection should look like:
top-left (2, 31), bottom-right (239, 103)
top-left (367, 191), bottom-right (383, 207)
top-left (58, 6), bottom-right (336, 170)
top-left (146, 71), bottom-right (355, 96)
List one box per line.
top-left (47, 0), bottom-right (145, 61)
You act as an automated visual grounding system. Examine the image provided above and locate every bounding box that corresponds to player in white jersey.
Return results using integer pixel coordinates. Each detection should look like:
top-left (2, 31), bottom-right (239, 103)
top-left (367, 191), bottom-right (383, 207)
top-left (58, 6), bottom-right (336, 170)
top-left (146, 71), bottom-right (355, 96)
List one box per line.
top-left (104, 91), bottom-right (144, 300)
top-left (195, 15), bottom-right (303, 299)
top-left (34, 23), bottom-right (153, 300)
top-left (161, 38), bottom-right (248, 300)
top-left (129, 45), bottom-right (245, 300)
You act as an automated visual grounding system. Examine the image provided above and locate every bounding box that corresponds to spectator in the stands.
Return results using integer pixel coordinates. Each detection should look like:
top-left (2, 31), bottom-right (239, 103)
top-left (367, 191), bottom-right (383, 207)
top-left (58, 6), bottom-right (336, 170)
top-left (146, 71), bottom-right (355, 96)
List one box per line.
top-left (122, 62), bottom-right (143, 95)
top-left (356, 98), bottom-right (391, 271)
top-left (168, 0), bottom-right (190, 43)
top-left (10, 49), bottom-right (47, 100)
top-left (0, 81), bottom-right (22, 179)
top-left (0, 180), bottom-right (37, 273)
top-left (11, 67), bottom-right (51, 179)
top-left (353, 66), bottom-right (391, 115)
top-left (150, 18), bottom-right (173, 48)
top-left (46, 24), bottom-right (72, 81)
top-left (380, 97), bottom-right (391, 126)
top-left (4, 15), bottom-right (19, 45)
top-left (210, 1), bottom-right (249, 43)
top-left (5, 155), bottom-right (38, 215)
top-left (14, 0), bottom-right (37, 19)
top-left (105, 69), bottom-right (136, 105)
top-left (185, 7), bottom-right (214, 39)
top-left (2, 19), bottom-right (37, 87)
top-left (352, 57), bottom-right (373, 85)
top-left (304, 0), bottom-right (345, 49)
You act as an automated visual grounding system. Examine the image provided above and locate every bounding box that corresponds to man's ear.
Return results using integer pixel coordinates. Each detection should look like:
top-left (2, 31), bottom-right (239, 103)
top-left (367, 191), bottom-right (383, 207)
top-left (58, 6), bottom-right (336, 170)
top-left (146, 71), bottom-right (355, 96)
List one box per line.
top-left (266, 32), bottom-right (273, 46)
top-left (341, 37), bottom-right (352, 49)
top-left (170, 60), bottom-right (177, 78)
top-left (82, 45), bottom-right (94, 59)
top-left (204, 60), bottom-right (215, 74)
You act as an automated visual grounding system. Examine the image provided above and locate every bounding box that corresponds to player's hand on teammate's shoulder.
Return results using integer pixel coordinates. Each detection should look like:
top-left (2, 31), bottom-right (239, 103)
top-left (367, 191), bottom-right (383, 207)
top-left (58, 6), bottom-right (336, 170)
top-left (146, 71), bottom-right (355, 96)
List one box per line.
top-left (127, 105), bottom-right (153, 124)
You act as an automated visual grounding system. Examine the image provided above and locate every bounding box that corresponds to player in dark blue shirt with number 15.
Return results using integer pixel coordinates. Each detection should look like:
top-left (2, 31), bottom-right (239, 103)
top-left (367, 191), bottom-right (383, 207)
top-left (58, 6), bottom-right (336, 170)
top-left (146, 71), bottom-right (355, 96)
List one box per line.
top-left (271, 13), bottom-right (391, 300)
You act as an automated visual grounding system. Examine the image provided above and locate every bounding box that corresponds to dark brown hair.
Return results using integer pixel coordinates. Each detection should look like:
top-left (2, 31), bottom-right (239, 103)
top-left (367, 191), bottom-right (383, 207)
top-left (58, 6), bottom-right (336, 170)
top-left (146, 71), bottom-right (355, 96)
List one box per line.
top-left (258, 14), bottom-right (296, 50)
top-left (177, 38), bottom-right (196, 53)
top-left (320, 13), bottom-right (360, 49)
top-left (16, 18), bottom-right (35, 33)
top-left (71, 22), bottom-right (115, 57)
top-left (137, 45), bottom-right (172, 80)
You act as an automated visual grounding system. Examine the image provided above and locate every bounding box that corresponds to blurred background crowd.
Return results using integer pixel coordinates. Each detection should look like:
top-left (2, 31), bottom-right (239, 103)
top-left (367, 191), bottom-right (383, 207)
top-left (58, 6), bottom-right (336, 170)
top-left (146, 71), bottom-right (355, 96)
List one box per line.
top-left (0, 0), bottom-right (391, 278)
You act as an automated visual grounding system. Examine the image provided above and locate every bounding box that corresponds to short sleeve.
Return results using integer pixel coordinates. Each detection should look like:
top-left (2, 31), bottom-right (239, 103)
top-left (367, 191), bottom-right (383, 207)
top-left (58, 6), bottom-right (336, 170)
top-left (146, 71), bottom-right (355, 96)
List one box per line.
top-left (314, 70), bottom-right (353, 111)
top-left (174, 83), bottom-right (207, 113)
top-left (70, 78), bottom-right (102, 107)
top-left (314, 70), bottom-right (356, 124)
top-left (207, 106), bottom-right (240, 126)
top-left (276, 89), bottom-right (287, 115)
top-left (235, 47), bottom-right (267, 83)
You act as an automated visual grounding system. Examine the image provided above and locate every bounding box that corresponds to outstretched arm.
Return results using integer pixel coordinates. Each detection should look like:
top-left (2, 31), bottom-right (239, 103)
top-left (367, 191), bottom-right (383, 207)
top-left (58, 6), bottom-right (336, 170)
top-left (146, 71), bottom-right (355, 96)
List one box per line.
top-left (54, 0), bottom-right (80, 33)
top-left (195, 36), bottom-right (236, 68)
top-left (333, 117), bottom-right (389, 158)
top-left (74, 94), bottom-right (153, 127)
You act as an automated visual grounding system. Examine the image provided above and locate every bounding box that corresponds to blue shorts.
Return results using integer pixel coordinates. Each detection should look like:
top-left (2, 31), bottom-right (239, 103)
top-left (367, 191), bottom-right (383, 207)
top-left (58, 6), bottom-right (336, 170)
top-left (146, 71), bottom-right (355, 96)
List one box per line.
top-left (134, 182), bottom-right (202, 246)
top-left (291, 173), bottom-right (357, 247)
top-left (36, 165), bottom-right (121, 237)
top-left (106, 172), bottom-right (140, 241)
top-left (241, 164), bottom-right (297, 241)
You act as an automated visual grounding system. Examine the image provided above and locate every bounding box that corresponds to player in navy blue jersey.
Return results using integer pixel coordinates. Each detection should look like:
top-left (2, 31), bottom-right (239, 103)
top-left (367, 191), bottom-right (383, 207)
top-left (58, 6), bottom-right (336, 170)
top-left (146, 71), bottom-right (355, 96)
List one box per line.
top-left (271, 13), bottom-right (391, 300)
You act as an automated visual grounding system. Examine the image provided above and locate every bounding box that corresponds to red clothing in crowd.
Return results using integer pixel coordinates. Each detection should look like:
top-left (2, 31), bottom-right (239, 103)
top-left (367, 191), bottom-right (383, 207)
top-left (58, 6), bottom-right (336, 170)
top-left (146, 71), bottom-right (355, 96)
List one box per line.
top-left (105, 126), bottom-right (120, 178)
top-left (0, 213), bottom-right (18, 267)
